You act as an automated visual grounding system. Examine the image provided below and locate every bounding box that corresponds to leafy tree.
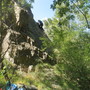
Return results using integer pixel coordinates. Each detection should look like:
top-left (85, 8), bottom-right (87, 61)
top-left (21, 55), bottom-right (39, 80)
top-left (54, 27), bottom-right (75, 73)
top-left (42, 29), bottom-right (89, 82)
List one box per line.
top-left (51, 0), bottom-right (90, 29)
top-left (43, 0), bottom-right (90, 89)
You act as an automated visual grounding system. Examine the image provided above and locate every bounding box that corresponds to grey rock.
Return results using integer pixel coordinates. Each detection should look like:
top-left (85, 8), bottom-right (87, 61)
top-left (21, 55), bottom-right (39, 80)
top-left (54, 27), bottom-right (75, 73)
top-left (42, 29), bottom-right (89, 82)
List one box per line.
top-left (0, 1), bottom-right (52, 72)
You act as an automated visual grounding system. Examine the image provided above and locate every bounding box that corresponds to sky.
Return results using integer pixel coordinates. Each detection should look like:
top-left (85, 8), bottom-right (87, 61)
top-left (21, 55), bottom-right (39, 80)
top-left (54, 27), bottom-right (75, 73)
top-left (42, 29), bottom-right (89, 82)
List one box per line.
top-left (31, 0), bottom-right (54, 21)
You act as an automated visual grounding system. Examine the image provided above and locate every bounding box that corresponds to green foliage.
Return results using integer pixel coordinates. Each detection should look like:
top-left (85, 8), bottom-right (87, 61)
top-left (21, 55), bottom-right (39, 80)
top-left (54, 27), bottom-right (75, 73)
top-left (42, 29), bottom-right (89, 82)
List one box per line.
top-left (51, 0), bottom-right (90, 28)
top-left (0, 59), bottom-right (33, 87)
top-left (0, 74), bottom-right (6, 88)
top-left (59, 32), bottom-right (90, 89)
top-left (42, 0), bottom-right (90, 89)
top-left (19, 0), bottom-right (34, 8)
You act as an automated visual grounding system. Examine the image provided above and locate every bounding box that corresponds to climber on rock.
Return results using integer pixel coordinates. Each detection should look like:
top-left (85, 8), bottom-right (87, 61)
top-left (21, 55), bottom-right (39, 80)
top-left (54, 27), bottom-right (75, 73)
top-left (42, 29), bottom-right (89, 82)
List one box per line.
top-left (37, 20), bottom-right (44, 31)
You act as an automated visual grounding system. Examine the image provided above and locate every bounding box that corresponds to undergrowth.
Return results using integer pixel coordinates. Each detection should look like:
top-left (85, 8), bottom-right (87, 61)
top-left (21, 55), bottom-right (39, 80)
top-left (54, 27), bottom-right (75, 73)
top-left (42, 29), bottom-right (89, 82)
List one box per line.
top-left (0, 62), bottom-right (79, 90)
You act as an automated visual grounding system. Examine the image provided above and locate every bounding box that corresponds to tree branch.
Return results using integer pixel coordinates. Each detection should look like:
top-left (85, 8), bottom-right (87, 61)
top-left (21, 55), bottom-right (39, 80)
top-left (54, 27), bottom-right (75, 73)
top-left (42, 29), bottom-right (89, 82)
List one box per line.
top-left (72, 2), bottom-right (90, 28)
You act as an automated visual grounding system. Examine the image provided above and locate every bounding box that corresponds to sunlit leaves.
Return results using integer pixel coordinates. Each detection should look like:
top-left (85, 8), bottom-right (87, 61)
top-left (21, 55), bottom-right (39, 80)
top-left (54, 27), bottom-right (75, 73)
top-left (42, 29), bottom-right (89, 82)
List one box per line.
top-left (43, 0), bottom-right (90, 89)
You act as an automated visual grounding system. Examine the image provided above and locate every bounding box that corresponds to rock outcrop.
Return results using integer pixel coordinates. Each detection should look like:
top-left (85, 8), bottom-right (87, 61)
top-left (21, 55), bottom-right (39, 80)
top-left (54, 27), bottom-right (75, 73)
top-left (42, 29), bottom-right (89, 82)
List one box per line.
top-left (1, 1), bottom-right (52, 69)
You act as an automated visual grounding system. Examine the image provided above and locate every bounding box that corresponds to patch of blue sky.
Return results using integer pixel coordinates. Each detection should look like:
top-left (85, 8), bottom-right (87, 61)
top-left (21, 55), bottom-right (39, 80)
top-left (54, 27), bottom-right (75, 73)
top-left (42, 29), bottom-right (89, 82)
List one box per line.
top-left (31, 0), bottom-right (54, 21)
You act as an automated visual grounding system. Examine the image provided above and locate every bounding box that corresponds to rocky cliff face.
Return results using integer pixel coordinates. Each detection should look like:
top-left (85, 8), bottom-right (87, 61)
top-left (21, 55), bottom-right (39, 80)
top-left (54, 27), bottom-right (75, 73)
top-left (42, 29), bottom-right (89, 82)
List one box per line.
top-left (1, 1), bottom-right (51, 68)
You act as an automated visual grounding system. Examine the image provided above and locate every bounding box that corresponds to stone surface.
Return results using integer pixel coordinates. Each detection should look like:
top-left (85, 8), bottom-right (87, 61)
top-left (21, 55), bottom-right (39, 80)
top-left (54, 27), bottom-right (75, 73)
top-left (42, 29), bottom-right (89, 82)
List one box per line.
top-left (0, 1), bottom-right (52, 71)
